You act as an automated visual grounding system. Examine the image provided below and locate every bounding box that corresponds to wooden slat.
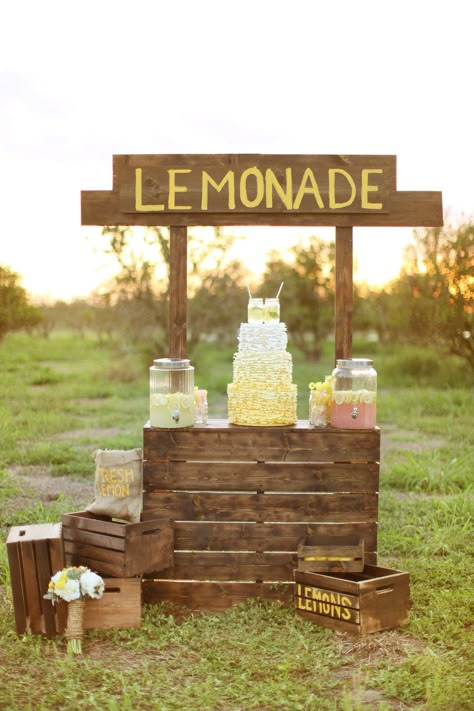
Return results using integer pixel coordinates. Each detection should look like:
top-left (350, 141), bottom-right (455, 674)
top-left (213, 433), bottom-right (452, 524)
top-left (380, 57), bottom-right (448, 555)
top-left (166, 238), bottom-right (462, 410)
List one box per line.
top-left (6, 542), bottom-right (27, 635)
top-left (19, 541), bottom-right (42, 634)
top-left (62, 527), bottom-right (126, 552)
top-left (143, 460), bottom-right (379, 492)
top-left (143, 421), bottom-right (380, 462)
top-left (144, 520), bottom-right (376, 553)
top-left (34, 540), bottom-right (56, 637)
top-left (63, 540), bottom-right (126, 578)
top-left (144, 491), bottom-right (378, 523)
top-left (335, 226), bottom-right (353, 361)
top-left (149, 551), bottom-right (295, 581)
top-left (141, 520), bottom-right (377, 554)
top-left (169, 225), bottom-right (187, 358)
top-left (295, 595), bottom-right (360, 624)
top-left (295, 578), bottom-right (361, 609)
top-left (142, 580), bottom-right (294, 610)
top-left (295, 607), bottom-right (361, 633)
top-left (81, 189), bottom-right (443, 227)
top-left (61, 512), bottom-right (127, 538)
top-left (48, 537), bottom-right (67, 633)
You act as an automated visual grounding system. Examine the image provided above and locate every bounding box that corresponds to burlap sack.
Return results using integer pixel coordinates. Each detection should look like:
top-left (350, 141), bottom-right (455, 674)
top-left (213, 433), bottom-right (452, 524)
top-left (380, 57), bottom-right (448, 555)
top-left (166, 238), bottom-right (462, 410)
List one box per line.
top-left (86, 448), bottom-right (143, 523)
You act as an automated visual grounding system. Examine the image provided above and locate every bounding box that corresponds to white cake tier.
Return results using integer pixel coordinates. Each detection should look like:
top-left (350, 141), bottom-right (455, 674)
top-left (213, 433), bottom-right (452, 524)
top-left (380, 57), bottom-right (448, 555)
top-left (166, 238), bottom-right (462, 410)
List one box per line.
top-left (238, 322), bottom-right (288, 352)
top-left (227, 383), bottom-right (297, 426)
top-left (232, 351), bottom-right (293, 385)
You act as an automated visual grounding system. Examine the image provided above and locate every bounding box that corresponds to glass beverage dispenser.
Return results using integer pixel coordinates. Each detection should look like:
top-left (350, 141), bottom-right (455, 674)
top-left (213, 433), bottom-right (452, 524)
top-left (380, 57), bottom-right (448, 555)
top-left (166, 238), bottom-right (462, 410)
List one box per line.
top-left (330, 358), bottom-right (377, 429)
top-left (149, 358), bottom-right (195, 428)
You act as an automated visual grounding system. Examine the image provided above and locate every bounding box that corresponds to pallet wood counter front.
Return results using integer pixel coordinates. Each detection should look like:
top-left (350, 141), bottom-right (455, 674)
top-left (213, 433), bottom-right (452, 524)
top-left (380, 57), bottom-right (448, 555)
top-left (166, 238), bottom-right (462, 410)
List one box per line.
top-left (142, 420), bottom-right (380, 610)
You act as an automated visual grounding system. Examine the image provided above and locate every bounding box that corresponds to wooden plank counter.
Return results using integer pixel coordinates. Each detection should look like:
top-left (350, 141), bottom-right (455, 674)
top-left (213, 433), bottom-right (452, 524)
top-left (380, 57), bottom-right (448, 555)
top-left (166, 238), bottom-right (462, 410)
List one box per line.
top-left (142, 420), bottom-right (380, 610)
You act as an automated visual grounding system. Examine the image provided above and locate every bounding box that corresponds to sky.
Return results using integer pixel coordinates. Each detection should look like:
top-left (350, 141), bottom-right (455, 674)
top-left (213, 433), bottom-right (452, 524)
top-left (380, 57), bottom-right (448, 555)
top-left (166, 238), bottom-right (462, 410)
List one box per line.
top-left (1, 0), bottom-right (472, 301)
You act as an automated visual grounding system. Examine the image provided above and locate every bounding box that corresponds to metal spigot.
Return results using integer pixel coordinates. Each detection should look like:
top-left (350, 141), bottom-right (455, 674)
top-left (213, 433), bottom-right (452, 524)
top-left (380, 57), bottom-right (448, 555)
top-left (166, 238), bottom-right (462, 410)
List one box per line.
top-left (172, 409), bottom-right (180, 423)
top-left (352, 406), bottom-right (358, 420)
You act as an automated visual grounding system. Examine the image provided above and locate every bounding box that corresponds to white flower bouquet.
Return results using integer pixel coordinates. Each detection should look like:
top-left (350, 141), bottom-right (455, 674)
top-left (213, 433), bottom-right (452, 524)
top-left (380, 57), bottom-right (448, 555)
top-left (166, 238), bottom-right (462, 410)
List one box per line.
top-left (44, 566), bottom-right (105, 655)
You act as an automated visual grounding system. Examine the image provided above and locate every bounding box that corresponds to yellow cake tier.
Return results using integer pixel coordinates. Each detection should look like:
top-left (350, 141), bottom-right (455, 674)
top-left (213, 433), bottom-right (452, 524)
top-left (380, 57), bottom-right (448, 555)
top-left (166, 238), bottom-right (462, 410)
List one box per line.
top-left (227, 383), bottom-right (297, 426)
top-left (232, 351), bottom-right (293, 386)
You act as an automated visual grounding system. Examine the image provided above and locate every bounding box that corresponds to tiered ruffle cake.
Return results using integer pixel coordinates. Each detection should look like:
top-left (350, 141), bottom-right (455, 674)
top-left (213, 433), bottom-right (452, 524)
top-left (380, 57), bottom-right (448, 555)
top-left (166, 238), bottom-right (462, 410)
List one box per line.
top-left (227, 322), bottom-right (297, 426)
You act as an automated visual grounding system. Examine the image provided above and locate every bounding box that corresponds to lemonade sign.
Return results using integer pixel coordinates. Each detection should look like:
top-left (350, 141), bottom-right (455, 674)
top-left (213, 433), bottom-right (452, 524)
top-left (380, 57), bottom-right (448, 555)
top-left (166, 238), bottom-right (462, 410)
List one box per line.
top-left (82, 154), bottom-right (442, 228)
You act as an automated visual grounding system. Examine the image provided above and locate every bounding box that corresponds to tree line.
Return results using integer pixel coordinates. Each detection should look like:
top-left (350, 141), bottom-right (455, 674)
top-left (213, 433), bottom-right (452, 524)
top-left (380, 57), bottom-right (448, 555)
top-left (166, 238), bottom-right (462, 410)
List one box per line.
top-left (1, 221), bottom-right (473, 369)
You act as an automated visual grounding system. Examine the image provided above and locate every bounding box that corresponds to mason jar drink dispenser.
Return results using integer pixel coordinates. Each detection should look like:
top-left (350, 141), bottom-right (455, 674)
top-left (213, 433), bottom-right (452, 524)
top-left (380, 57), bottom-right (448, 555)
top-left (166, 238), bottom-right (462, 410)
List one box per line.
top-left (149, 358), bottom-right (195, 428)
top-left (330, 359), bottom-right (377, 429)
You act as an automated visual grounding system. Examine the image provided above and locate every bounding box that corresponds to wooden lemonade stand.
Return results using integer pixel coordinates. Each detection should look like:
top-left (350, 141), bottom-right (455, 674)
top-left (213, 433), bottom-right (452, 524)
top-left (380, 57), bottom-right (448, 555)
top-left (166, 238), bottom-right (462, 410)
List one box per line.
top-left (82, 154), bottom-right (442, 611)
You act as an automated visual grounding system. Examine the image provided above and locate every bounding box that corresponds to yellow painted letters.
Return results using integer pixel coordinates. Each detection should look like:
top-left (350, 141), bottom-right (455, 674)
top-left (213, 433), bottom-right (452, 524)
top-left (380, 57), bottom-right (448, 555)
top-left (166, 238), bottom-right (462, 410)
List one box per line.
top-left (361, 168), bottom-right (383, 209)
top-left (168, 169), bottom-right (192, 210)
top-left (201, 170), bottom-right (235, 210)
top-left (240, 167), bottom-right (265, 208)
top-left (293, 168), bottom-right (325, 209)
top-left (265, 168), bottom-right (293, 209)
top-left (328, 168), bottom-right (356, 209)
top-left (135, 168), bottom-right (165, 212)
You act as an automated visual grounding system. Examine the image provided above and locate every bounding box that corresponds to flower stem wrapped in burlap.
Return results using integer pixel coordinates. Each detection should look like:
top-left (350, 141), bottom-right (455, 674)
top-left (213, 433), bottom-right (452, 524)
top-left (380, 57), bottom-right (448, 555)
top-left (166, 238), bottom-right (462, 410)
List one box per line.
top-left (65, 599), bottom-right (85, 655)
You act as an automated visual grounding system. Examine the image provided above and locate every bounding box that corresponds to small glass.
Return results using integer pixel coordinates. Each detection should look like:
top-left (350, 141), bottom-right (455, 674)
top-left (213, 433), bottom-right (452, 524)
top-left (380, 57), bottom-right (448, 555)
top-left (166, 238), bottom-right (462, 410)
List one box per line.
top-left (248, 298), bottom-right (264, 323)
top-left (309, 389), bottom-right (329, 427)
top-left (194, 387), bottom-right (208, 425)
top-left (263, 298), bottom-right (280, 323)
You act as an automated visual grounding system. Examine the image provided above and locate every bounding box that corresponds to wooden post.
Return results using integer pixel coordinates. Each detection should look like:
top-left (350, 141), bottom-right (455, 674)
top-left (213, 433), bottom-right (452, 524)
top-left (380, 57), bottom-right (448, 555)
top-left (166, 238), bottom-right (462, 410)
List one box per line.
top-left (169, 226), bottom-right (188, 358)
top-left (335, 226), bottom-right (353, 362)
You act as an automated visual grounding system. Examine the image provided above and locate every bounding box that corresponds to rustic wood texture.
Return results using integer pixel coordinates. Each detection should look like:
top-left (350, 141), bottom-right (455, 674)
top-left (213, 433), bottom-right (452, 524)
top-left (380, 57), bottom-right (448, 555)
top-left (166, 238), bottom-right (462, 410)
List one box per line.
top-left (294, 565), bottom-right (410, 635)
top-left (169, 225), bottom-right (187, 358)
top-left (143, 422), bottom-right (380, 607)
top-left (143, 420), bottom-right (380, 462)
top-left (297, 536), bottom-right (364, 573)
top-left (142, 580), bottom-right (294, 610)
top-left (335, 226), bottom-right (353, 361)
top-left (61, 512), bottom-right (173, 578)
top-left (144, 491), bottom-right (378, 523)
top-left (82, 578), bottom-right (141, 630)
top-left (115, 154), bottom-right (395, 215)
top-left (82, 153), bottom-right (443, 227)
top-left (140, 520), bottom-right (378, 555)
top-left (6, 523), bottom-right (66, 637)
top-left (143, 460), bottom-right (379, 492)
top-left (82, 187), bottom-right (443, 227)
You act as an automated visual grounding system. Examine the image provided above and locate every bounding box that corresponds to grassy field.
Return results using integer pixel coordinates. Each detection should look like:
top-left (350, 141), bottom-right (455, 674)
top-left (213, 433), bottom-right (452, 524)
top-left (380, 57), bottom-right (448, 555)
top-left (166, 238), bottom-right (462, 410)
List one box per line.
top-left (0, 332), bottom-right (473, 710)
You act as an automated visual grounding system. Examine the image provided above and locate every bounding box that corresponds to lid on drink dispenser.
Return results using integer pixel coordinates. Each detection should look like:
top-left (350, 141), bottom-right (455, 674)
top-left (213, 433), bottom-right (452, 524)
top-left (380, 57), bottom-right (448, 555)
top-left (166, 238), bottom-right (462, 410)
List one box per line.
top-left (152, 358), bottom-right (192, 369)
top-left (335, 358), bottom-right (373, 368)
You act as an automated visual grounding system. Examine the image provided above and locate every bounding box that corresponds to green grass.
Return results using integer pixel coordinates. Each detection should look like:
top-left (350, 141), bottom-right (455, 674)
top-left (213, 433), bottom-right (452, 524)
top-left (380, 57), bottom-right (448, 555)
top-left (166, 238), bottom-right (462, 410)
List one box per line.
top-left (0, 332), bottom-right (473, 710)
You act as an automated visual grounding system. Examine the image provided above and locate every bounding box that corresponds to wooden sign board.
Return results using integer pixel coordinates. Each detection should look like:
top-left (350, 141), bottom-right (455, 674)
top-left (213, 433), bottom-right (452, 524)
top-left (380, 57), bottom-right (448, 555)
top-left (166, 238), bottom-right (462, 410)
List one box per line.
top-left (81, 154), bottom-right (442, 227)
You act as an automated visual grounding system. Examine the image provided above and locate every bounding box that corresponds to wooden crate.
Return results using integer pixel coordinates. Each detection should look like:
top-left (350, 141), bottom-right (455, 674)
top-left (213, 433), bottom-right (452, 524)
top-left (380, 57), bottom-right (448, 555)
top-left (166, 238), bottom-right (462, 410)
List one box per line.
top-left (294, 565), bottom-right (410, 635)
top-left (56, 578), bottom-right (142, 631)
top-left (61, 511), bottom-right (173, 578)
top-left (142, 420), bottom-right (380, 610)
top-left (297, 535), bottom-right (364, 573)
top-left (6, 523), bottom-right (66, 637)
